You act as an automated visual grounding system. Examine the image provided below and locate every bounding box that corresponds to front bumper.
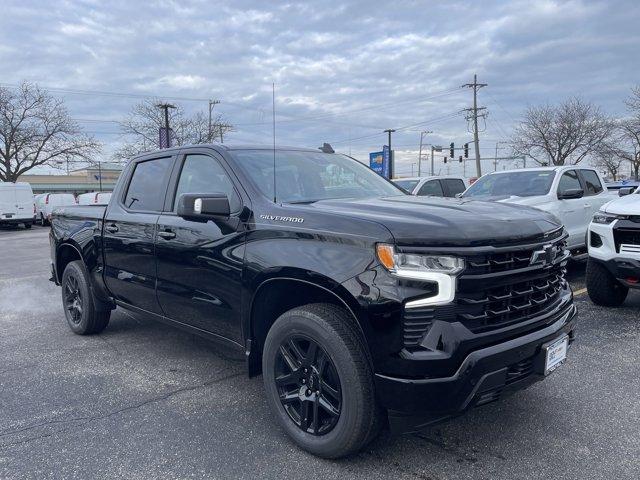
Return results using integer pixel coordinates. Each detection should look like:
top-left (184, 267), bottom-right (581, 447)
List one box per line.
top-left (590, 256), bottom-right (640, 289)
top-left (376, 302), bottom-right (577, 433)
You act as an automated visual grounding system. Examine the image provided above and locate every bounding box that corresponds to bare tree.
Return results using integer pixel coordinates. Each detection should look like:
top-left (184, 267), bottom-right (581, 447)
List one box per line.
top-left (594, 140), bottom-right (624, 181)
top-left (115, 99), bottom-right (232, 160)
top-left (0, 82), bottom-right (100, 182)
top-left (511, 97), bottom-right (612, 166)
top-left (616, 87), bottom-right (640, 180)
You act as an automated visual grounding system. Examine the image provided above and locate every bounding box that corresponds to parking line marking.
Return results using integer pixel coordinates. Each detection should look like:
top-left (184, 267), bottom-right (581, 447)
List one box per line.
top-left (573, 287), bottom-right (587, 296)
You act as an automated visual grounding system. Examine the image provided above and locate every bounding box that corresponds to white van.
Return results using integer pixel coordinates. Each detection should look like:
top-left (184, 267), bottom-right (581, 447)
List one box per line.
top-left (0, 182), bottom-right (35, 229)
top-left (77, 191), bottom-right (112, 205)
top-left (35, 193), bottom-right (77, 225)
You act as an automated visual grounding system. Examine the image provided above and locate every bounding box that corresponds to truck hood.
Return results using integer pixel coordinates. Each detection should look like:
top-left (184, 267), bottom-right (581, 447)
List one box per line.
top-left (464, 194), bottom-right (547, 207)
top-left (603, 193), bottom-right (640, 215)
top-left (300, 196), bottom-right (562, 247)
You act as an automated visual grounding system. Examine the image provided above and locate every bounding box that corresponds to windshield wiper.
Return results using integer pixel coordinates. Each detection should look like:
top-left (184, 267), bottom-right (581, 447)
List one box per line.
top-left (285, 199), bottom-right (320, 204)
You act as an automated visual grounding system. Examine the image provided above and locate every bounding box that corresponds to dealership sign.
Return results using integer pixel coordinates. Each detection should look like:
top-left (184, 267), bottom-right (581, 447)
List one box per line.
top-left (369, 145), bottom-right (391, 178)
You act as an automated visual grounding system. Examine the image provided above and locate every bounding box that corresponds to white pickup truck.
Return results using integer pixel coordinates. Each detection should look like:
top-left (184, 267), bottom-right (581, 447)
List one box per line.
top-left (462, 166), bottom-right (610, 256)
top-left (586, 186), bottom-right (640, 306)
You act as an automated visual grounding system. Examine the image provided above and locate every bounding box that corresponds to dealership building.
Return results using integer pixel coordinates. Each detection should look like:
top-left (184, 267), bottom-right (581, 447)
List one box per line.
top-left (18, 163), bottom-right (123, 195)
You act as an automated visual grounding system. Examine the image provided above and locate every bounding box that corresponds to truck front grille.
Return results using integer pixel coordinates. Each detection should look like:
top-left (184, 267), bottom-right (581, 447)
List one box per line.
top-left (401, 237), bottom-right (569, 349)
top-left (614, 227), bottom-right (640, 252)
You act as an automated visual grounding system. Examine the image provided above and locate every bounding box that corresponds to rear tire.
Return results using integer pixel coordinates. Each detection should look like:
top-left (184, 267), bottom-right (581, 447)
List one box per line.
top-left (262, 303), bottom-right (381, 459)
top-left (24, 223), bottom-right (32, 229)
top-left (61, 260), bottom-right (110, 334)
top-left (586, 258), bottom-right (628, 307)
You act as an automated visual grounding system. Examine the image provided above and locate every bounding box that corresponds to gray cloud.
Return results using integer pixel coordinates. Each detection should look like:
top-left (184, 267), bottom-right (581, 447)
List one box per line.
top-left (0, 0), bottom-right (638, 176)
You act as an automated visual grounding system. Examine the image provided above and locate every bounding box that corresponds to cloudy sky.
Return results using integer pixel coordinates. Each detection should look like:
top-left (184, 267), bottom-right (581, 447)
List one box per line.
top-left (1, 0), bottom-right (638, 177)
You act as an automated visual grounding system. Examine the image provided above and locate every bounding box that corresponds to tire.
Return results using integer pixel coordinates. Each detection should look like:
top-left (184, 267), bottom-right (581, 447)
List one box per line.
top-left (262, 303), bottom-right (381, 458)
top-left (61, 260), bottom-right (111, 334)
top-left (586, 258), bottom-right (628, 307)
top-left (24, 222), bottom-right (32, 229)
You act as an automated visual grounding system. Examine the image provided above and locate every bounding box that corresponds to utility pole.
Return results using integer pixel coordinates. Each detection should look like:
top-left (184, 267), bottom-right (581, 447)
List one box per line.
top-left (384, 129), bottom-right (396, 178)
top-left (462, 74), bottom-right (487, 177)
top-left (417, 130), bottom-right (432, 177)
top-left (208, 100), bottom-right (220, 143)
top-left (98, 161), bottom-right (102, 192)
top-left (156, 103), bottom-right (176, 148)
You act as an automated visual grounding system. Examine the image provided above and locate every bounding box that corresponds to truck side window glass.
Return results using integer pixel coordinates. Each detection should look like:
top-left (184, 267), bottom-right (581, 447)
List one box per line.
top-left (443, 179), bottom-right (466, 197)
top-left (124, 157), bottom-right (173, 211)
top-left (557, 170), bottom-right (581, 194)
top-left (417, 180), bottom-right (444, 196)
top-left (174, 154), bottom-right (241, 212)
top-left (580, 170), bottom-right (603, 196)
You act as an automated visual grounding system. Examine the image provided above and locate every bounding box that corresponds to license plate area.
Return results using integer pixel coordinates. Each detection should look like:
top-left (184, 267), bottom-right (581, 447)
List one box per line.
top-left (542, 335), bottom-right (568, 375)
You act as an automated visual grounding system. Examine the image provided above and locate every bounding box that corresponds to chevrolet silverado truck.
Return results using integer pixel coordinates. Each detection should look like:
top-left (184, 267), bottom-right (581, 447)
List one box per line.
top-left (50, 144), bottom-right (577, 458)
top-left (586, 186), bottom-right (640, 306)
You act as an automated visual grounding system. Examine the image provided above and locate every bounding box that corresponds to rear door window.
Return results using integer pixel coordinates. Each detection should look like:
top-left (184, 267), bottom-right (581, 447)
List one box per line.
top-left (417, 180), bottom-right (444, 196)
top-left (579, 169), bottom-right (604, 196)
top-left (442, 179), bottom-right (466, 197)
top-left (124, 157), bottom-right (173, 211)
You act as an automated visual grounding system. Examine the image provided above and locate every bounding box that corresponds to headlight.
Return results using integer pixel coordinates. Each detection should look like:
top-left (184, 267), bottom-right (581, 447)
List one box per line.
top-left (376, 244), bottom-right (464, 308)
top-left (593, 212), bottom-right (627, 224)
top-left (376, 244), bottom-right (464, 275)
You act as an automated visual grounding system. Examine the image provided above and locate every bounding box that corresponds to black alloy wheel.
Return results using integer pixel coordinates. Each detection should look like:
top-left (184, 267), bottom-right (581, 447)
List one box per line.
top-left (63, 273), bottom-right (83, 325)
top-left (275, 335), bottom-right (342, 436)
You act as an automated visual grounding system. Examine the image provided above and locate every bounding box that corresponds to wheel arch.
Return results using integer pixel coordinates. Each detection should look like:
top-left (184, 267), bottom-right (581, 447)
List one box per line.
top-left (245, 271), bottom-right (371, 377)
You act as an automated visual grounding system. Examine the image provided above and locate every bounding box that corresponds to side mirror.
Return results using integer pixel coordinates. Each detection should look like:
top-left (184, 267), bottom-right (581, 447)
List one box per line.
top-left (177, 193), bottom-right (230, 220)
top-left (619, 187), bottom-right (635, 197)
top-left (558, 188), bottom-right (584, 200)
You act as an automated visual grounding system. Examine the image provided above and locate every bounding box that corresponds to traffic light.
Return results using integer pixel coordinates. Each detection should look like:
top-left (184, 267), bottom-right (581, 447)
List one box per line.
top-left (459, 155), bottom-right (463, 163)
top-left (444, 157), bottom-right (447, 163)
top-left (464, 143), bottom-right (469, 158)
top-left (449, 142), bottom-right (454, 157)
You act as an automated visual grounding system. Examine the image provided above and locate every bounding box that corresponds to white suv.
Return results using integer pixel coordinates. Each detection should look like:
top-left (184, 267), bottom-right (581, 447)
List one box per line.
top-left (586, 187), bottom-right (640, 306)
top-left (462, 166), bottom-right (610, 255)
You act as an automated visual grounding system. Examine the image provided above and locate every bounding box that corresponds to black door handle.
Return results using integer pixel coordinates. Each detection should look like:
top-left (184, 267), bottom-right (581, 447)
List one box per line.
top-left (157, 230), bottom-right (176, 240)
top-left (105, 224), bottom-right (119, 233)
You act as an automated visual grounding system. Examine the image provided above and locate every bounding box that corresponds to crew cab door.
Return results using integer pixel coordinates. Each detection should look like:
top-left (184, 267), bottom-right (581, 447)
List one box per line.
top-left (556, 169), bottom-right (585, 249)
top-left (155, 150), bottom-right (246, 343)
top-left (102, 155), bottom-right (174, 313)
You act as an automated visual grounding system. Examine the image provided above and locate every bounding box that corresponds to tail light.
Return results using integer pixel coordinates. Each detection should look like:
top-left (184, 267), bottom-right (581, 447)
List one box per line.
top-left (94, 193), bottom-right (99, 204)
top-left (33, 203), bottom-right (36, 214)
top-left (45, 194), bottom-right (50, 204)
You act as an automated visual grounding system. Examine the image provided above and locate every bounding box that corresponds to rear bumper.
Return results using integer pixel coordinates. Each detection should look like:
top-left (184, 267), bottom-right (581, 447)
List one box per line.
top-left (0, 216), bottom-right (34, 225)
top-left (376, 303), bottom-right (577, 433)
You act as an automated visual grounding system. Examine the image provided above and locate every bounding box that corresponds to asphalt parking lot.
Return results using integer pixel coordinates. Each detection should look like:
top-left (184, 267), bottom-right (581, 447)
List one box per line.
top-left (1, 225), bottom-right (639, 479)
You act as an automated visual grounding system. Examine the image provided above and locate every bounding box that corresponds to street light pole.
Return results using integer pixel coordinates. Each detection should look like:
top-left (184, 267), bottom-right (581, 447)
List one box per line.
top-left (417, 130), bottom-right (432, 177)
top-left (156, 103), bottom-right (176, 148)
top-left (384, 129), bottom-right (396, 178)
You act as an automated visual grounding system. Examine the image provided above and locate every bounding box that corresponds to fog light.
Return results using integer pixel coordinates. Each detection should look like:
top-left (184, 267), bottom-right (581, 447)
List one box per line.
top-left (590, 231), bottom-right (603, 248)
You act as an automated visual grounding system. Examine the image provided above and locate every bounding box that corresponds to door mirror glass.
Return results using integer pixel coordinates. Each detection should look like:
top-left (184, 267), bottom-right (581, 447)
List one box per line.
top-left (619, 187), bottom-right (635, 197)
top-left (177, 193), bottom-right (230, 220)
top-left (558, 188), bottom-right (584, 200)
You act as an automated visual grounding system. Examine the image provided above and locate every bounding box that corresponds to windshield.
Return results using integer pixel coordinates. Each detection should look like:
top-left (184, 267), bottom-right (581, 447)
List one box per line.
top-left (231, 149), bottom-right (404, 203)
top-left (393, 179), bottom-right (419, 192)
top-left (463, 171), bottom-right (555, 198)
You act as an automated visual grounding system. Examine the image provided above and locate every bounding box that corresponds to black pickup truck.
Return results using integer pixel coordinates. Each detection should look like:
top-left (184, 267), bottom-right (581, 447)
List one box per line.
top-left (50, 144), bottom-right (577, 458)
